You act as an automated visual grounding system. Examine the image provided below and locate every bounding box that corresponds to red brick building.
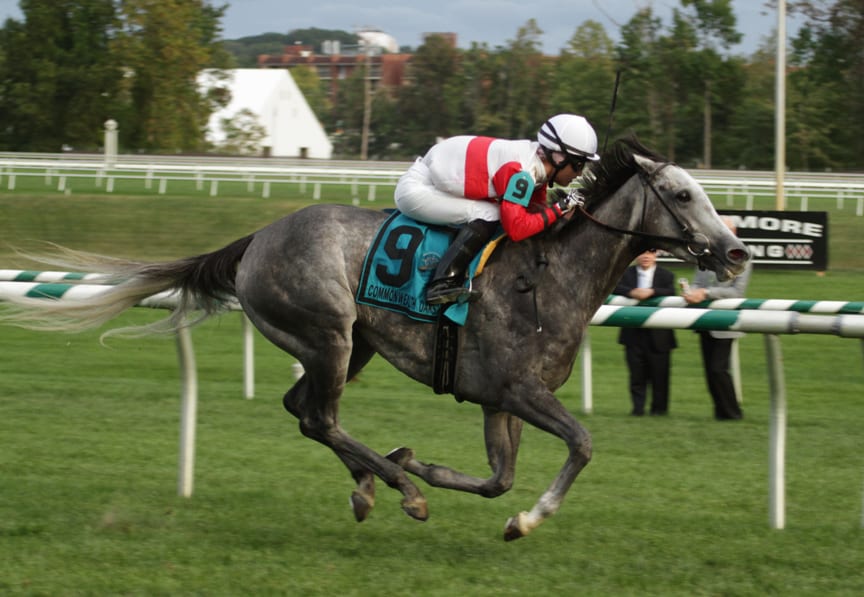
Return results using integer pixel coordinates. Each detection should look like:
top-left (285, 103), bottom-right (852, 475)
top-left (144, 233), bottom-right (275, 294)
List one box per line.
top-left (256, 33), bottom-right (457, 101)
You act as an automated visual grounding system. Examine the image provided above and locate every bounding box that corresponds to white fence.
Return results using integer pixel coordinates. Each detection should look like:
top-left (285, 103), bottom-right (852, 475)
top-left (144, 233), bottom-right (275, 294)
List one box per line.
top-left (1, 152), bottom-right (863, 213)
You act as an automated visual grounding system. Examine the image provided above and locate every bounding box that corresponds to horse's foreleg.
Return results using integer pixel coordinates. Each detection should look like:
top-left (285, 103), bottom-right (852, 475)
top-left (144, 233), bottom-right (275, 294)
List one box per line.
top-left (499, 390), bottom-right (593, 541)
top-left (386, 407), bottom-right (523, 497)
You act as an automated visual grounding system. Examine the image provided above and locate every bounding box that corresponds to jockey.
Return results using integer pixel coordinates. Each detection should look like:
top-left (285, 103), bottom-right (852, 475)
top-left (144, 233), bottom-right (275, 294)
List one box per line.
top-left (394, 113), bottom-right (601, 305)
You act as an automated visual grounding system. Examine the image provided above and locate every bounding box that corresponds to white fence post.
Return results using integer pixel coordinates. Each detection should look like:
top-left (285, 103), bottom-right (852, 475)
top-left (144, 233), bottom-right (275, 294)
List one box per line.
top-left (732, 338), bottom-right (743, 403)
top-left (580, 329), bottom-right (593, 414)
top-left (242, 313), bottom-right (255, 399)
top-left (175, 323), bottom-right (198, 498)
top-left (765, 334), bottom-right (787, 530)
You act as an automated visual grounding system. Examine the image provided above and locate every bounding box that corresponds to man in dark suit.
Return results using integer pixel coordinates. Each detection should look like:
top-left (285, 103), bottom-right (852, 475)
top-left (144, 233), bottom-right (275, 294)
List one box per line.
top-left (613, 250), bottom-right (678, 416)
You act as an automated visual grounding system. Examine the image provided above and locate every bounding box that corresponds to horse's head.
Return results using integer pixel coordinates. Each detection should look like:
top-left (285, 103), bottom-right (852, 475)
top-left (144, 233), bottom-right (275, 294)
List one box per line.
top-left (632, 154), bottom-right (749, 281)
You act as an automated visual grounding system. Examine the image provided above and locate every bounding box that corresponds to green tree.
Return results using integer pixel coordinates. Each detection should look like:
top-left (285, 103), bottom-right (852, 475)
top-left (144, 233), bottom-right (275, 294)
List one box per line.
top-left (719, 41), bottom-right (777, 169)
top-left (459, 43), bottom-right (509, 136)
top-left (679, 0), bottom-right (743, 167)
top-left (786, 0), bottom-right (864, 169)
top-left (215, 107), bottom-right (266, 155)
top-left (330, 65), bottom-right (365, 156)
top-left (289, 65), bottom-right (332, 129)
top-left (552, 20), bottom-right (617, 147)
top-left (499, 19), bottom-right (552, 138)
top-left (112, 0), bottom-right (230, 152)
top-left (0, 0), bottom-right (120, 151)
top-left (615, 8), bottom-right (668, 151)
top-left (394, 33), bottom-right (464, 155)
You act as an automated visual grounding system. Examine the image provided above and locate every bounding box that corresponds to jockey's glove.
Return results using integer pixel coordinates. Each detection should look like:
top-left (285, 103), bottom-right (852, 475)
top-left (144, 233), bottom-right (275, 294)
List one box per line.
top-left (554, 189), bottom-right (585, 214)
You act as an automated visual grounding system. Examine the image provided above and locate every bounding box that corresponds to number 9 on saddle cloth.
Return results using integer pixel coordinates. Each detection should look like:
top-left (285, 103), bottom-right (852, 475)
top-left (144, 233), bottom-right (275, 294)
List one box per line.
top-left (356, 210), bottom-right (503, 326)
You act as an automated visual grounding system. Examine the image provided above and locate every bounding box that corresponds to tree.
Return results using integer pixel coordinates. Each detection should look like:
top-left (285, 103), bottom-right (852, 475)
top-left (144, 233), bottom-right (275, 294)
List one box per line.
top-left (615, 8), bottom-right (669, 152)
top-left (498, 19), bottom-right (552, 138)
top-left (552, 21), bottom-right (617, 147)
top-left (394, 33), bottom-right (464, 155)
top-left (289, 65), bottom-right (331, 129)
top-left (785, 0), bottom-right (864, 169)
top-left (0, 0), bottom-right (121, 151)
top-left (112, 0), bottom-right (230, 153)
top-left (718, 41), bottom-right (777, 169)
top-left (214, 107), bottom-right (266, 155)
top-left (679, 0), bottom-right (743, 167)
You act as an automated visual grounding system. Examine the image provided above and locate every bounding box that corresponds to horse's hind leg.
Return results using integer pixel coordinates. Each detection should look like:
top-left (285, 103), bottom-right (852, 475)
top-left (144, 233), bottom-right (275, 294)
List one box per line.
top-left (387, 406), bottom-right (523, 497)
top-left (282, 334), bottom-right (428, 522)
top-left (334, 335), bottom-right (378, 522)
top-left (283, 376), bottom-right (376, 522)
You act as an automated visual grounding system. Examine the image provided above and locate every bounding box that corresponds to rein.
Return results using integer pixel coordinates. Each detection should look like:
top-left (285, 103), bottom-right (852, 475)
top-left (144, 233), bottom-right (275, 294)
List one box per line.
top-left (576, 163), bottom-right (712, 265)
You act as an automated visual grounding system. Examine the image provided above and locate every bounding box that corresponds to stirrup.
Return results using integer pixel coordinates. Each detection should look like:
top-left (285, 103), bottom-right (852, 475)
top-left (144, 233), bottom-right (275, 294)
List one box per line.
top-left (426, 280), bottom-right (482, 305)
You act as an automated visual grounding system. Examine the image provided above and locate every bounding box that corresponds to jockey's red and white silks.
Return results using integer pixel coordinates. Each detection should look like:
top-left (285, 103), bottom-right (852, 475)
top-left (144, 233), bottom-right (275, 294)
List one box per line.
top-left (394, 136), bottom-right (563, 241)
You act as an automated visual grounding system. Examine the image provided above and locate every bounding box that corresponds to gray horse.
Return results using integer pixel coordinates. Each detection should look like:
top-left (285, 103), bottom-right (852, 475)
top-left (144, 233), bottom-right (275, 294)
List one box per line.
top-left (2, 138), bottom-right (749, 540)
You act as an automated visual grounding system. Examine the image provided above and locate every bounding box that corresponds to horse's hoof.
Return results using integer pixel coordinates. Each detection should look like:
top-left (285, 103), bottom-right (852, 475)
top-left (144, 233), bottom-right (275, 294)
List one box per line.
top-left (385, 447), bottom-right (415, 467)
top-left (503, 512), bottom-right (530, 541)
top-left (350, 491), bottom-right (374, 522)
top-left (401, 496), bottom-right (428, 521)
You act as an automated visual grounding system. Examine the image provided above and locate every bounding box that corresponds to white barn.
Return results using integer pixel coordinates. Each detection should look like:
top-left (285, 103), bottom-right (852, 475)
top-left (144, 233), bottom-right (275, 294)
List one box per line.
top-left (201, 68), bottom-right (332, 159)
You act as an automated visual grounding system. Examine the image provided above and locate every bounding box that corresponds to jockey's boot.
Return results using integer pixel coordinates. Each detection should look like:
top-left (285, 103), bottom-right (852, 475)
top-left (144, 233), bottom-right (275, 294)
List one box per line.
top-left (426, 219), bottom-right (498, 305)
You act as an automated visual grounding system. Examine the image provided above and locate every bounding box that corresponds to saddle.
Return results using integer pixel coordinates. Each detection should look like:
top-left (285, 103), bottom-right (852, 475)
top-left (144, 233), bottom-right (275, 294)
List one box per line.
top-left (356, 210), bottom-right (505, 395)
top-left (356, 210), bottom-right (504, 325)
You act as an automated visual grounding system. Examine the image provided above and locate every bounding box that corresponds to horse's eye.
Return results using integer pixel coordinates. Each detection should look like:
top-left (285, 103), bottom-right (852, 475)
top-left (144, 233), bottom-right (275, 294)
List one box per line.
top-left (675, 190), bottom-right (691, 203)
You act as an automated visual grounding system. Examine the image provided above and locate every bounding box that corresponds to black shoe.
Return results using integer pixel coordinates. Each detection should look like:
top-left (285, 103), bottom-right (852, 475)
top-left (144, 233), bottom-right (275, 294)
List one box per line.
top-left (716, 413), bottom-right (743, 421)
top-left (425, 219), bottom-right (496, 306)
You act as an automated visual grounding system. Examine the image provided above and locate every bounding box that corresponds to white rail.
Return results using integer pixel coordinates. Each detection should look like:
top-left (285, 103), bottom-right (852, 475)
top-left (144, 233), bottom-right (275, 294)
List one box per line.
top-left (2, 153), bottom-right (863, 211)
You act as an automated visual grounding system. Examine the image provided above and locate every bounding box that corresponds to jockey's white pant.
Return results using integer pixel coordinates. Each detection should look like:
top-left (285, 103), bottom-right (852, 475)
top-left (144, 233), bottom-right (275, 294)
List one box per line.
top-left (394, 158), bottom-right (500, 226)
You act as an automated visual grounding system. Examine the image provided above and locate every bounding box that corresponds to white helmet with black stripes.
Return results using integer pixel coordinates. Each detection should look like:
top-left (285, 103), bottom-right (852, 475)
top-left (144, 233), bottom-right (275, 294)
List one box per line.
top-left (537, 114), bottom-right (600, 162)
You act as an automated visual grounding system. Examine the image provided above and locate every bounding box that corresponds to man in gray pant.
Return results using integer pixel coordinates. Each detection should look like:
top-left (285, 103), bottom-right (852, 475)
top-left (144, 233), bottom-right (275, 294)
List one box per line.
top-left (683, 217), bottom-right (753, 420)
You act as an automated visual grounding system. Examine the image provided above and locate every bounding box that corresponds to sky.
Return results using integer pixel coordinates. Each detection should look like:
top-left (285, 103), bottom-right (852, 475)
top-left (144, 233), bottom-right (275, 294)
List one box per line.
top-left (0, 0), bottom-right (802, 56)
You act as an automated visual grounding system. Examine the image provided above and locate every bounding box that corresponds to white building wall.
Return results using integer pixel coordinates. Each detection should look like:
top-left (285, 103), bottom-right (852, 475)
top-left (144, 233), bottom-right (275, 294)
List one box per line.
top-left (201, 68), bottom-right (332, 159)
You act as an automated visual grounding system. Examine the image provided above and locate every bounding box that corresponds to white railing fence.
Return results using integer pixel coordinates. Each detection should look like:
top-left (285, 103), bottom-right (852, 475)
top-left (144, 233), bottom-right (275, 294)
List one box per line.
top-left (1, 153), bottom-right (863, 213)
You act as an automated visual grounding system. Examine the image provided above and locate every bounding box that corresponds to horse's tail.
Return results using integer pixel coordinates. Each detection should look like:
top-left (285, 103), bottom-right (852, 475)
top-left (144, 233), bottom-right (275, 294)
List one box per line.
top-left (1, 235), bottom-right (255, 339)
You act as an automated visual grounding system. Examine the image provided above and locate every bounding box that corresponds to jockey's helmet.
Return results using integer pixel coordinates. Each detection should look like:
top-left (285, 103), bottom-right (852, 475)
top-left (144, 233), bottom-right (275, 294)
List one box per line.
top-left (537, 114), bottom-right (600, 164)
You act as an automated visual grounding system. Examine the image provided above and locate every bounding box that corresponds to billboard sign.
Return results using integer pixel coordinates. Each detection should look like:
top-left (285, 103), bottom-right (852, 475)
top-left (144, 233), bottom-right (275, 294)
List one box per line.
top-left (658, 210), bottom-right (829, 270)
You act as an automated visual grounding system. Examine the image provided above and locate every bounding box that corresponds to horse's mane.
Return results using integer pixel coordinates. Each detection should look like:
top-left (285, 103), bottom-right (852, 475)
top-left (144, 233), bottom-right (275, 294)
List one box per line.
top-left (580, 135), bottom-right (668, 208)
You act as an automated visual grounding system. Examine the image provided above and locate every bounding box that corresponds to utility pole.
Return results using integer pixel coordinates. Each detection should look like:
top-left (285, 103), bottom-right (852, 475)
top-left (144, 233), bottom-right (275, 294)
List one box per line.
top-left (775, 0), bottom-right (787, 210)
top-left (360, 46), bottom-right (373, 160)
top-left (703, 80), bottom-right (712, 169)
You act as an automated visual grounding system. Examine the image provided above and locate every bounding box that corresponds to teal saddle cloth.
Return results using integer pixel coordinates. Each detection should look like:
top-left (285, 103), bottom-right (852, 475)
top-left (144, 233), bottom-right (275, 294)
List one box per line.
top-left (356, 211), bottom-right (492, 325)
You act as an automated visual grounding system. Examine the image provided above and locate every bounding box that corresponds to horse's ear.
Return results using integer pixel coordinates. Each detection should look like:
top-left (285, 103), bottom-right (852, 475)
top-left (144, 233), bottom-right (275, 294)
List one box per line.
top-left (633, 154), bottom-right (659, 175)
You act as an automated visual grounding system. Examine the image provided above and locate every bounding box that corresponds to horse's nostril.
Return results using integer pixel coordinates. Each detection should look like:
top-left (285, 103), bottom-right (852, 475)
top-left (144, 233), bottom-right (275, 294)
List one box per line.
top-left (728, 248), bottom-right (749, 262)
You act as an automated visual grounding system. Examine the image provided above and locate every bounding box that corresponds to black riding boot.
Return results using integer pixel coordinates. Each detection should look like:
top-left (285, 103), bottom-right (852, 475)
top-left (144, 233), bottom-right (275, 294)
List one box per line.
top-left (426, 219), bottom-right (498, 305)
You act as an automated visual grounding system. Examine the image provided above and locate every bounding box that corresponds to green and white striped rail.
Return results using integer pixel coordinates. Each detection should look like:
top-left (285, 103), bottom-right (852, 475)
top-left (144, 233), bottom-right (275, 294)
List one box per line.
top-left (0, 269), bottom-right (109, 283)
top-left (4, 269), bottom-right (863, 314)
top-left (3, 279), bottom-right (864, 338)
top-left (5, 270), bottom-right (862, 315)
top-left (604, 294), bottom-right (864, 315)
top-left (591, 305), bottom-right (864, 338)
top-left (0, 281), bottom-right (184, 309)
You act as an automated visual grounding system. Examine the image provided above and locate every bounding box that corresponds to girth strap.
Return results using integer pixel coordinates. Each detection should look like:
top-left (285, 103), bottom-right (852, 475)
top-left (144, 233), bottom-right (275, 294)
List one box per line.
top-left (514, 251), bottom-right (549, 333)
top-left (433, 312), bottom-right (459, 396)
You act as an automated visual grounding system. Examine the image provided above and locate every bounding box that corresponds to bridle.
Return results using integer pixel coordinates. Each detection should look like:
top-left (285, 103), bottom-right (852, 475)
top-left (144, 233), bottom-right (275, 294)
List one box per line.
top-left (575, 162), bottom-right (713, 268)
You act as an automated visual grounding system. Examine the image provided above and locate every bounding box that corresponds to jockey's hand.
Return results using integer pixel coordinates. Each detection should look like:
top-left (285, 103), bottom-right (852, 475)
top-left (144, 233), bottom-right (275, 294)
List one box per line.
top-left (554, 189), bottom-right (585, 214)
